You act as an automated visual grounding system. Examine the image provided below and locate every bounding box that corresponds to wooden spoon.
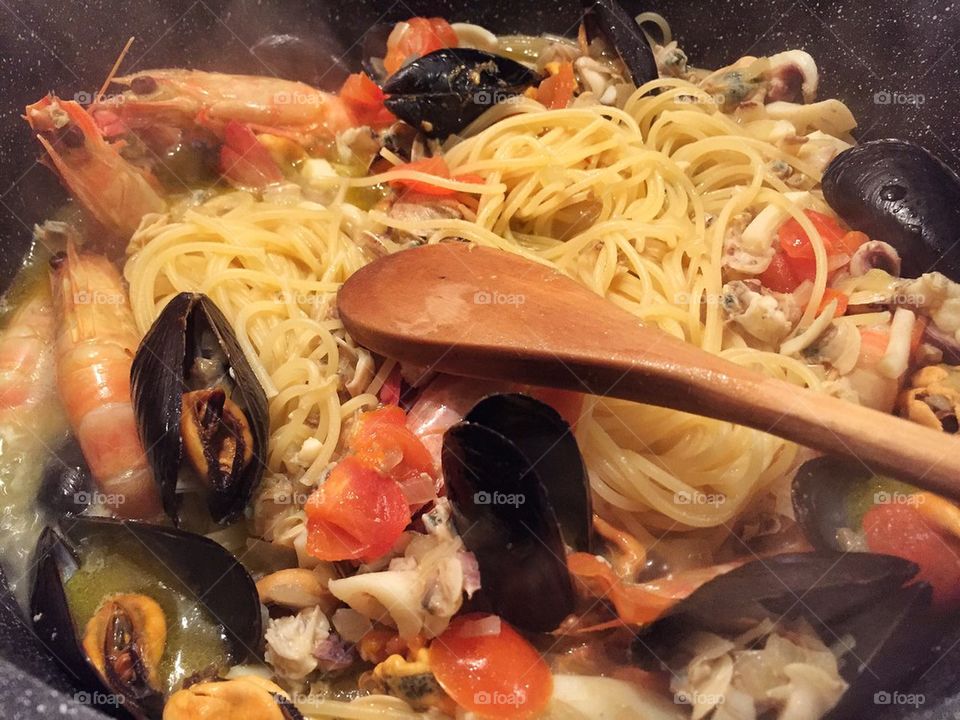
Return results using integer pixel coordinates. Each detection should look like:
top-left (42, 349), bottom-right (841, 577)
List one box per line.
top-left (338, 243), bottom-right (960, 499)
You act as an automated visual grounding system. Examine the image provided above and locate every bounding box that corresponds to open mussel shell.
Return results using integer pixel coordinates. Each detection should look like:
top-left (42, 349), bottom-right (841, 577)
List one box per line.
top-left (580, 0), bottom-right (659, 87)
top-left (632, 552), bottom-right (933, 718)
top-left (30, 517), bottom-right (262, 719)
top-left (37, 435), bottom-right (94, 518)
top-left (443, 397), bottom-right (580, 632)
top-left (131, 292), bottom-right (268, 525)
top-left (383, 48), bottom-right (539, 139)
top-left (464, 393), bottom-right (592, 552)
top-left (822, 139), bottom-right (960, 280)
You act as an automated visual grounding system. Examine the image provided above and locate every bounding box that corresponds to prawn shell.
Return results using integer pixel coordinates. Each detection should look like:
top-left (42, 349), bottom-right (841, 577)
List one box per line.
top-left (822, 139), bottom-right (960, 280)
top-left (464, 393), bottom-right (592, 552)
top-left (383, 48), bottom-right (539, 139)
top-left (442, 420), bottom-right (575, 633)
top-left (580, 0), bottom-right (659, 87)
top-left (30, 517), bottom-right (262, 719)
top-left (131, 292), bottom-right (268, 524)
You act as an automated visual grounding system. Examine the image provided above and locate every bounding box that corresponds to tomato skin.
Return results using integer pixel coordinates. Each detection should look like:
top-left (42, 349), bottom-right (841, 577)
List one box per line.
top-left (429, 614), bottom-right (553, 719)
top-left (536, 62), bottom-right (576, 109)
top-left (778, 210), bottom-right (846, 259)
top-left (863, 502), bottom-right (960, 609)
top-left (384, 17), bottom-right (458, 75)
top-left (760, 251), bottom-right (800, 292)
top-left (305, 456), bottom-right (411, 562)
top-left (339, 72), bottom-right (395, 127)
top-left (351, 405), bottom-right (436, 481)
top-left (219, 121), bottom-right (283, 188)
top-left (389, 156), bottom-right (454, 195)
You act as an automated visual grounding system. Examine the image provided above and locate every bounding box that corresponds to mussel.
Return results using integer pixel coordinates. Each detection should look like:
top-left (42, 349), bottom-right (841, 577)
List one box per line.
top-left (164, 676), bottom-right (305, 720)
top-left (382, 48), bottom-right (540, 139)
top-left (131, 293), bottom-right (268, 525)
top-left (37, 434), bottom-right (94, 518)
top-left (580, 0), bottom-right (659, 87)
top-left (250, 34), bottom-right (350, 90)
top-left (30, 517), bottom-right (262, 719)
top-left (442, 393), bottom-right (591, 633)
top-left (632, 552), bottom-right (936, 720)
top-left (822, 139), bottom-right (960, 280)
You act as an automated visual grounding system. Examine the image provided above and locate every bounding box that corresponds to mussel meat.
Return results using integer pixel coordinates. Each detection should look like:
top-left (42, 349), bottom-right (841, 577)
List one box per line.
top-left (31, 517), bottom-right (262, 719)
top-left (131, 293), bottom-right (268, 524)
top-left (442, 393), bottom-right (590, 633)
top-left (580, 0), bottom-right (659, 87)
top-left (822, 139), bottom-right (960, 280)
top-left (383, 48), bottom-right (540, 139)
top-left (632, 552), bottom-right (935, 720)
top-left (164, 676), bottom-right (305, 720)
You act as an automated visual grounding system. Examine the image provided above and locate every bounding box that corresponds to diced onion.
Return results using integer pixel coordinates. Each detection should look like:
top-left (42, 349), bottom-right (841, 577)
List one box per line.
top-left (877, 308), bottom-right (915, 379)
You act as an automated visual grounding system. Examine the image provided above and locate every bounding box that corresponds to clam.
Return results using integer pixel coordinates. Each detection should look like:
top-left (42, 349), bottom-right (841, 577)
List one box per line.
top-left (822, 139), bottom-right (960, 280)
top-left (441, 393), bottom-right (590, 633)
top-left (30, 517), bottom-right (262, 719)
top-left (131, 292), bottom-right (268, 525)
top-left (632, 552), bottom-right (935, 720)
top-left (382, 48), bottom-right (539, 139)
top-left (580, 0), bottom-right (659, 87)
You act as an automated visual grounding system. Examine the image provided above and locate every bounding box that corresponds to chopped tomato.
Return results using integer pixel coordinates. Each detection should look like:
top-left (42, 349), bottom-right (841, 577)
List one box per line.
top-left (760, 251), bottom-right (800, 293)
top-left (818, 288), bottom-right (849, 316)
top-left (304, 456), bottom-right (411, 562)
top-left (863, 502), bottom-right (960, 608)
top-left (536, 61), bottom-right (576, 109)
top-left (384, 17), bottom-right (458, 75)
top-left (218, 121), bottom-right (283, 188)
top-left (339, 72), bottom-right (395, 127)
top-left (911, 316), bottom-right (929, 356)
top-left (350, 405), bottom-right (436, 481)
top-left (835, 230), bottom-right (869, 256)
top-left (389, 156), bottom-right (453, 195)
top-left (429, 614), bottom-right (552, 719)
top-left (778, 210), bottom-right (846, 259)
top-left (858, 328), bottom-right (890, 366)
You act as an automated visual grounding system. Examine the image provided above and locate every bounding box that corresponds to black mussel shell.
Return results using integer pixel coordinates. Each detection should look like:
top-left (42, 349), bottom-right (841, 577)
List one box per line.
top-left (383, 48), bottom-right (539, 139)
top-left (464, 393), bottom-right (592, 552)
top-left (37, 435), bottom-right (94, 518)
top-left (792, 455), bottom-right (873, 551)
top-left (581, 0), bottom-right (659, 87)
top-left (632, 552), bottom-right (918, 646)
top-left (30, 518), bottom-right (262, 719)
top-left (822, 139), bottom-right (960, 280)
top-left (632, 552), bottom-right (931, 718)
top-left (250, 34), bottom-right (350, 90)
top-left (443, 421), bottom-right (575, 633)
top-left (131, 293), bottom-right (268, 525)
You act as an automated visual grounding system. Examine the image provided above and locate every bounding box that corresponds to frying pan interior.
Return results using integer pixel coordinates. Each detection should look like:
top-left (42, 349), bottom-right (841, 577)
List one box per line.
top-left (0, 0), bottom-right (958, 717)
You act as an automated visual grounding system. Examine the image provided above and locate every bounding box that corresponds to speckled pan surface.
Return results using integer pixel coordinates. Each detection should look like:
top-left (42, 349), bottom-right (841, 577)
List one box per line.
top-left (0, 1), bottom-right (958, 718)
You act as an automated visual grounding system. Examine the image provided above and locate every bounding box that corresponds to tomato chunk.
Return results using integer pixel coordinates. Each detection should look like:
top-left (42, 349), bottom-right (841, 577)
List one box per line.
top-left (536, 62), bottom-right (576, 109)
top-left (305, 456), bottom-right (411, 562)
top-left (863, 502), bottom-right (960, 609)
top-left (351, 405), bottom-right (436, 481)
top-left (760, 251), bottom-right (800, 293)
top-left (429, 614), bottom-right (552, 719)
top-left (818, 288), bottom-right (849, 316)
top-left (778, 210), bottom-right (846, 259)
top-left (384, 17), bottom-right (458, 75)
top-left (339, 72), bottom-right (395, 127)
top-left (389, 156), bottom-right (453, 195)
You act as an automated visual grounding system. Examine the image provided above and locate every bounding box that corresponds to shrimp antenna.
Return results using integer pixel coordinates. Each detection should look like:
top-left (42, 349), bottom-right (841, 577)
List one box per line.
top-left (94, 36), bottom-right (135, 104)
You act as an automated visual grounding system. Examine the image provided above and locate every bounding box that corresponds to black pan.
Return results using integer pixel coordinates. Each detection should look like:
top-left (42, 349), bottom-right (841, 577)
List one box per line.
top-left (1, 1), bottom-right (958, 717)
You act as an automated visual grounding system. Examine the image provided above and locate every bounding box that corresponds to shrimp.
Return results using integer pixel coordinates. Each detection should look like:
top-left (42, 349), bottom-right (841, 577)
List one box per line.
top-left (49, 242), bottom-right (161, 519)
top-left (0, 286), bottom-right (57, 418)
top-left (92, 69), bottom-right (357, 146)
top-left (24, 95), bottom-right (166, 243)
